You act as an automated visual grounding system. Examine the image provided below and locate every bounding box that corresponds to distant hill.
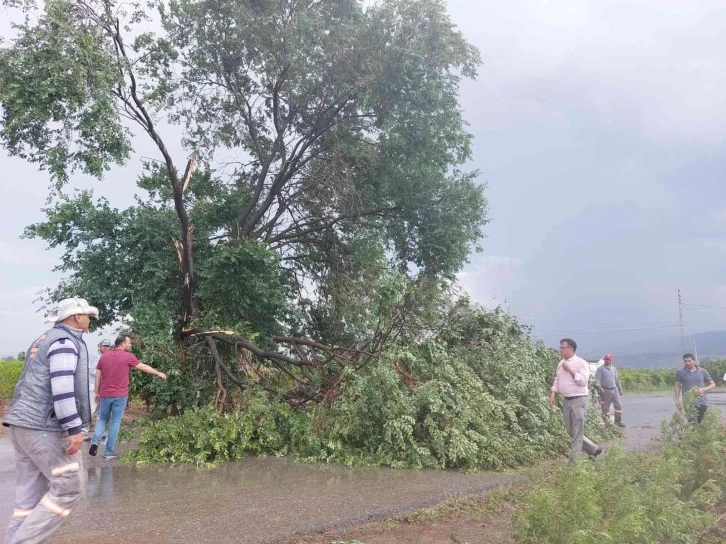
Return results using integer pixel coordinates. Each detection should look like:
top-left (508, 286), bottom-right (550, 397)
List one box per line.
top-left (593, 331), bottom-right (726, 369)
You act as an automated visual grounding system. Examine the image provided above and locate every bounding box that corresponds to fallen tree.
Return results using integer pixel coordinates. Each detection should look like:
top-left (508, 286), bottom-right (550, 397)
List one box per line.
top-left (128, 300), bottom-right (619, 469)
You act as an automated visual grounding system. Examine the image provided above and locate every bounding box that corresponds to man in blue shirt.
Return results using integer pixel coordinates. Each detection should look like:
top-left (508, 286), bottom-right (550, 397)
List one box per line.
top-left (675, 353), bottom-right (715, 423)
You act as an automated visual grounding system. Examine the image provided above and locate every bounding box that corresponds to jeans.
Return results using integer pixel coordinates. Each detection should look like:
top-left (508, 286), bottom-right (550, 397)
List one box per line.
top-left (91, 396), bottom-right (128, 455)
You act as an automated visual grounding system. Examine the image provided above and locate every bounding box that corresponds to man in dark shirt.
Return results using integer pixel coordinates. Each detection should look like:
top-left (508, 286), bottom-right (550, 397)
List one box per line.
top-left (675, 353), bottom-right (715, 423)
top-left (89, 335), bottom-right (166, 459)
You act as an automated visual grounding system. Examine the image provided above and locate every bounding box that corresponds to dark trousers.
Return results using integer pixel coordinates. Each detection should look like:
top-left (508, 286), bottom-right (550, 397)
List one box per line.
top-left (686, 405), bottom-right (708, 424)
top-left (697, 405), bottom-right (708, 424)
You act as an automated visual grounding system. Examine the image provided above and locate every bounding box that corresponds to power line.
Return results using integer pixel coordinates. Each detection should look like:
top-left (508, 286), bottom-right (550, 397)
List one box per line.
top-left (538, 324), bottom-right (681, 338)
top-left (685, 303), bottom-right (726, 310)
top-left (527, 292), bottom-right (726, 339)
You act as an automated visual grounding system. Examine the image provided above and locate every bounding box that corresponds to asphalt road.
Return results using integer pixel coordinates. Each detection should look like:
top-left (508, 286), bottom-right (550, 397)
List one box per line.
top-left (619, 389), bottom-right (726, 451)
top-left (1, 390), bottom-right (723, 543)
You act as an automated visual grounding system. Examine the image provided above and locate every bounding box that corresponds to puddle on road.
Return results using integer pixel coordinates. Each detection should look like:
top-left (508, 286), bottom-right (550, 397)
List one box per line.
top-left (47, 456), bottom-right (519, 544)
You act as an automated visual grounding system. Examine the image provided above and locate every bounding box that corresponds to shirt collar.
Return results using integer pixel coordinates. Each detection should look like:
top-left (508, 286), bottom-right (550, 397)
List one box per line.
top-left (53, 323), bottom-right (85, 337)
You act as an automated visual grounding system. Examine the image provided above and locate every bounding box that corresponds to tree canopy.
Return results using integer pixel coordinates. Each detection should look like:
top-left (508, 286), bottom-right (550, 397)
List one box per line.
top-left (0, 0), bottom-right (621, 471)
top-left (1, 0), bottom-right (490, 407)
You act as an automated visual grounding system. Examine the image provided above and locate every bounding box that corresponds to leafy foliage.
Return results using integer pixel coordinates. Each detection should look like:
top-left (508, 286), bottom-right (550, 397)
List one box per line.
top-left (0, 360), bottom-right (24, 401)
top-left (514, 400), bottom-right (726, 543)
top-left (127, 391), bottom-right (308, 465)
top-left (5, 0), bottom-right (490, 411)
top-left (299, 304), bottom-right (564, 469)
top-left (0, 0), bottom-right (132, 184)
top-left (618, 368), bottom-right (677, 393)
top-left (129, 303), bottom-right (618, 469)
top-left (701, 358), bottom-right (726, 384)
top-left (0, 0), bottom-right (596, 474)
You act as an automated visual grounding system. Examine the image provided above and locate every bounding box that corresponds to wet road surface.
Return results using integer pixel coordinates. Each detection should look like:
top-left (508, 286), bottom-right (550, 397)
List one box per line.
top-left (1, 391), bottom-right (724, 543)
top-left (0, 446), bottom-right (520, 543)
top-left (619, 390), bottom-right (726, 451)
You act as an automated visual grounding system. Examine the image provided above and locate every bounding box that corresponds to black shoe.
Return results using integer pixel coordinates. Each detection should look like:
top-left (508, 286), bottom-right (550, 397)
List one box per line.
top-left (616, 422), bottom-right (626, 428)
top-left (591, 447), bottom-right (603, 460)
top-left (89, 443), bottom-right (98, 456)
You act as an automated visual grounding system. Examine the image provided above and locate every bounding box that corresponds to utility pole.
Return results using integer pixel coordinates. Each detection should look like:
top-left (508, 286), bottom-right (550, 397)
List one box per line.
top-left (678, 289), bottom-right (686, 354)
top-left (694, 338), bottom-right (699, 363)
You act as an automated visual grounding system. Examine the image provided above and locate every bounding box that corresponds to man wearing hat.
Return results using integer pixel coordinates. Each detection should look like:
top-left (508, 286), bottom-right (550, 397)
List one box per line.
top-left (83, 339), bottom-right (113, 441)
top-left (3, 297), bottom-right (98, 544)
top-left (595, 354), bottom-right (625, 427)
top-left (90, 339), bottom-right (113, 412)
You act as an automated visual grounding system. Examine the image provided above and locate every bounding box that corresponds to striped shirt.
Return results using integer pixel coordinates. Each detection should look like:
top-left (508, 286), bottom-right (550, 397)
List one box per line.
top-left (49, 338), bottom-right (82, 434)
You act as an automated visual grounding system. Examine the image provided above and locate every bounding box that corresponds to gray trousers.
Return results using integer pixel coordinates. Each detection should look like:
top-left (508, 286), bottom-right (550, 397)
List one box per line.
top-left (600, 388), bottom-right (623, 422)
top-left (4, 426), bottom-right (82, 544)
top-left (562, 396), bottom-right (599, 462)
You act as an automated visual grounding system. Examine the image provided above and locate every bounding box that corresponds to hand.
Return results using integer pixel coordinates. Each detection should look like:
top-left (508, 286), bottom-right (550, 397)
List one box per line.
top-left (695, 387), bottom-right (704, 397)
top-left (561, 361), bottom-right (574, 375)
top-left (95, 393), bottom-right (100, 405)
top-left (66, 433), bottom-right (84, 456)
top-left (598, 387), bottom-right (604, 394)
top-left (676, 401), bottom-right (682, 410)
top-left (548, 393), bottom-right (557, 408)
top-left (157, 371), bottom-right (167, 381)
top-left (618, 390), bottom-right (623, 396)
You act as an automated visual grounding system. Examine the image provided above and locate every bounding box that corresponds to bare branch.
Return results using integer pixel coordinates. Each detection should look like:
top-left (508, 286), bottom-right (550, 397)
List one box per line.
top-left (181, 155), bottom-right (197, 193)
top-left (206, 336), bottom-right (246, 388)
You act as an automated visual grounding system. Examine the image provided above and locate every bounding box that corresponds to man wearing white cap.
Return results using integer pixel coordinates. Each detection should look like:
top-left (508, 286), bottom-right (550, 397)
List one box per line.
top-left (83, 339), bottom-right (113, 441)
top-left (89, 339), bottom-right (113, 412)
top-left (3, 297), bottom-right (98, 544)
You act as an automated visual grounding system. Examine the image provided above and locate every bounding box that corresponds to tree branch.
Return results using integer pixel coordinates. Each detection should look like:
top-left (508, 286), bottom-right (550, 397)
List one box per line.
top-left (268, 206), bottom-right (401, 246)
top-left (206, 336), bottom-right (246, 388)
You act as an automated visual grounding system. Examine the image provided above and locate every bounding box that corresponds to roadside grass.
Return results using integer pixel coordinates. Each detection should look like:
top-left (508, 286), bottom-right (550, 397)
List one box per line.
top-left (304, 394), bottom-right (726, 544)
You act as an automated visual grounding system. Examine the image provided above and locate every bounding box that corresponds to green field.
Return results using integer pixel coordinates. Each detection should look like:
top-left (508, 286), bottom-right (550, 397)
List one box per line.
top-left (618, 368), bottom-right (677, 393)
top-left (0, 360), bottom-right (23, 401)
top-left (618, 359), bottom-right (726, 393)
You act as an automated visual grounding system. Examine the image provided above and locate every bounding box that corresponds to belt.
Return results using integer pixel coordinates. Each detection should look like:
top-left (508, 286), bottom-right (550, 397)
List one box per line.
top-left (602, 387), bottom-right (617, 391)
top-left (564, 395), bottom-right (588, 400)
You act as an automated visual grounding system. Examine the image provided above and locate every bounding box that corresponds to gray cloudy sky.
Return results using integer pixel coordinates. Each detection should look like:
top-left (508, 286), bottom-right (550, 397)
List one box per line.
top-left (2, 0), bottom-right (726, 359)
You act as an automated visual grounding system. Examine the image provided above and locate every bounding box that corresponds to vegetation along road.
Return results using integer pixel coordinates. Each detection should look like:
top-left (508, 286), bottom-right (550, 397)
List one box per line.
top-left (1, 391), bottom-right (717, 544)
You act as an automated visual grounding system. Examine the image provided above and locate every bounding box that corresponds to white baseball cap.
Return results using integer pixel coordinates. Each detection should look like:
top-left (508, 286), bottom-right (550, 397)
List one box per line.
top-left (46, 297), bottom-right (99, 323)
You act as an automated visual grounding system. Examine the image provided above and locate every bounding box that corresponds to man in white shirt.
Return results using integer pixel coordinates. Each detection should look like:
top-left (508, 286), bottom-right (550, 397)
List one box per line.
top-left (549, 338), bottom-right (602, 463)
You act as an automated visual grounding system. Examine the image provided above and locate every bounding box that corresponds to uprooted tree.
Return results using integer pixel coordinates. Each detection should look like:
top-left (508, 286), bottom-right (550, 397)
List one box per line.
top-left (1, 0), bottom-right (487, 410)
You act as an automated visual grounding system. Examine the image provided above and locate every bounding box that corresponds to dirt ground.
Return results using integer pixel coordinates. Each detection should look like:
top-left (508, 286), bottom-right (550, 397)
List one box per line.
top-left (286, 487), bottom-right (523, 544)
